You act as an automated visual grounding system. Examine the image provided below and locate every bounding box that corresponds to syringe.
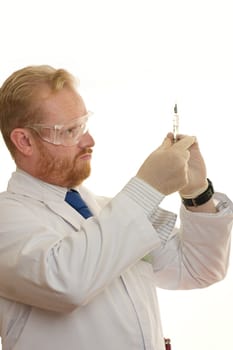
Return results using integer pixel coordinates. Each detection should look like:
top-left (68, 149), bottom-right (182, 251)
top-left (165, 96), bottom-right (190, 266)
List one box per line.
top-left (173, 103), bottom-right (179, 142)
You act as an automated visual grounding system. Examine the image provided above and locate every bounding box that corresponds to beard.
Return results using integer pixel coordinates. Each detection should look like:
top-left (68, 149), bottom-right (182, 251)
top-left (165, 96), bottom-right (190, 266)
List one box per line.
top-left (35, 140), bottom-right (92, 188)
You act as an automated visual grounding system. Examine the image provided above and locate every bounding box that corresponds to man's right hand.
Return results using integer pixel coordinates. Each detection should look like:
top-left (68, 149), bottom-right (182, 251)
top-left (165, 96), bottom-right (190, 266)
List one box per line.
top-left (136, 133), bottom-right (196, 195)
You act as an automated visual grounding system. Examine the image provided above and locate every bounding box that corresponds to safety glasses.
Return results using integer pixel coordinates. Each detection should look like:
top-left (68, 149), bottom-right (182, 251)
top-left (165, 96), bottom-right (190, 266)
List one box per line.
top-left (26, 111), bottom-right (93, 146)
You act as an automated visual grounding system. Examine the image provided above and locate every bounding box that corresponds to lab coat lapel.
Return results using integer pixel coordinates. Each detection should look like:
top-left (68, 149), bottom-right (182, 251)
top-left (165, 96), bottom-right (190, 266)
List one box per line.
top-left (45, 200), bottom-right (84, 230)
top-left (78, 185), bottom-right (107, 216)
top-left (45, 190), bottom-right (103, 231)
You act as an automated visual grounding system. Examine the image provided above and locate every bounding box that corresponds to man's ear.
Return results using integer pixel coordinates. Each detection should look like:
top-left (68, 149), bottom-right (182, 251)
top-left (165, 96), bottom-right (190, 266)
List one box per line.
top-left (10, 128), bottom-right (34, 156)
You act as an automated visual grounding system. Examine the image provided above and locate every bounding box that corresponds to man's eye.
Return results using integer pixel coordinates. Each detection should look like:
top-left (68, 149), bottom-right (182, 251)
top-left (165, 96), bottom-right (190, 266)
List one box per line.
top-left (66, 128), bottom-right (76, 137)
top-left (64, 126), bottom-right (81, 137)
top-left (67, 127), bottom-right (75, 134)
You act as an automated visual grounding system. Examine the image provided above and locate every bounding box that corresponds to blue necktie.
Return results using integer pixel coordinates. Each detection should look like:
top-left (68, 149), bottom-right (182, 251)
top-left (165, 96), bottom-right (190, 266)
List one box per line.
top-left (65, 189), bottom-right (93, 218)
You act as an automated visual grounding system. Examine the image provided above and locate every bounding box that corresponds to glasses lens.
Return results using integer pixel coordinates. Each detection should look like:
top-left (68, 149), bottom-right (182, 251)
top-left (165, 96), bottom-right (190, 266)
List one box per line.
top-left (59, 115), bottom-right (89, 146)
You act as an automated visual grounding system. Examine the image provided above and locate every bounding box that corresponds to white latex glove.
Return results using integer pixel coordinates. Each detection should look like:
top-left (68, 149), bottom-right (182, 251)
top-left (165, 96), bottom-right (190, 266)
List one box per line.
top-left (179, 137), bottom-right (208, 198)
top-left (137, 133), bottom-right (196, 195)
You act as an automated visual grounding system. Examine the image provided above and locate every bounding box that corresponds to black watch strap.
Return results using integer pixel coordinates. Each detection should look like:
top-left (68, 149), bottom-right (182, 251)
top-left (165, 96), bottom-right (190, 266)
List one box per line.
top-left (181, 178), bottom-right (214, 207)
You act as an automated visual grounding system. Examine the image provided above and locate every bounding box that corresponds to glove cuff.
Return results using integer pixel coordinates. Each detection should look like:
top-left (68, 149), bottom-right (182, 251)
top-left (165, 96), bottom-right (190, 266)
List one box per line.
top-left (181, 178), bottom-right (214, 207)
top-left (181, 179), bottom-right (209, 199)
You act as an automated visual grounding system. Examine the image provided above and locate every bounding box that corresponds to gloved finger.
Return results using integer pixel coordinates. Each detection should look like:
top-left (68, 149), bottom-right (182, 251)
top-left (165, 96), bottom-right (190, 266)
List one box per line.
top-left (167, 132), bottom-right (174, 140)
top-left (175, 133), bottom-right (185, 141)
top-left (173, 135), bottom-right (196, 151)
top-left (176, 133), bottom-right (198, 144)
top-left (178, 135), bottom-right (200, 153)
top-left (157, 134), bottom-right (173, 150)
top-left (183, 149), bottom-right (191, 162)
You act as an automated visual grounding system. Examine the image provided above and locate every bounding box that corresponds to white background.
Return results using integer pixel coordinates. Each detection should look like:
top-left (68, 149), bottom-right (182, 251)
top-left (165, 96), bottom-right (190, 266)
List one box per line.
top-left (0, 0), bottom-right (233, 349)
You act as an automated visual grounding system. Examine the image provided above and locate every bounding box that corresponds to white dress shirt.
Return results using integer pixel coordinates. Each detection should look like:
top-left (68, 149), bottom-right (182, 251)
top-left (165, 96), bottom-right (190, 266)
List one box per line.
top-left (0, 169), bottom-right (232, 350)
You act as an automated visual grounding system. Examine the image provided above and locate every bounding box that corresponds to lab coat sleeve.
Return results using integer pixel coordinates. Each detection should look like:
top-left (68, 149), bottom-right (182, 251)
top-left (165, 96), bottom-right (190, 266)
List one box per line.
top-left (0, 192), bottom-right (161, 313)
top-left (151, 193), bottom-right (233, 289)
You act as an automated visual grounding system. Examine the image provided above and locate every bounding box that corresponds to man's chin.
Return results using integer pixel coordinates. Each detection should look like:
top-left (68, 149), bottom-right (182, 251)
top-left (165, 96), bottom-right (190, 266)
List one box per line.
top-left (67, 166), bottom-right (91, 188)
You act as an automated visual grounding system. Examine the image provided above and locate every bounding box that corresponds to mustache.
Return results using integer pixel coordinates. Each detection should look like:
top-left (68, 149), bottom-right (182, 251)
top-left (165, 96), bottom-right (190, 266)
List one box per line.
top-left (77, 148), bottom-right (93, 157)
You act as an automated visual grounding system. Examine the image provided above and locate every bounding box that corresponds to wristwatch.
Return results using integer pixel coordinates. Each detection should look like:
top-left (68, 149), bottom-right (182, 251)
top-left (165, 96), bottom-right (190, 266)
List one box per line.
top-left (181, 178), bottom-right (214, 207)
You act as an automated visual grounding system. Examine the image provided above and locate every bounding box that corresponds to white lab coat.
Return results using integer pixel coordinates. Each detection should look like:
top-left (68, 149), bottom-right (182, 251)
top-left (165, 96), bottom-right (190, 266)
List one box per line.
top-left (0, 170), bottom-right (232, 350)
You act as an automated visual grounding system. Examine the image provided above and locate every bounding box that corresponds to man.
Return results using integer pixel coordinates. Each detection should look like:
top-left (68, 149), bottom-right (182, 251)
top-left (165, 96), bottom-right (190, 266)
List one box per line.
top-left (0, 65), bottom-right (232, 350)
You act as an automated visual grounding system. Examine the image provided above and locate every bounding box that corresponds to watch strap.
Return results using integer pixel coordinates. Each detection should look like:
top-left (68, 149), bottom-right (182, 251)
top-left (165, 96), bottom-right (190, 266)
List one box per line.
top-left (181, 178), bottom-right (214, 207)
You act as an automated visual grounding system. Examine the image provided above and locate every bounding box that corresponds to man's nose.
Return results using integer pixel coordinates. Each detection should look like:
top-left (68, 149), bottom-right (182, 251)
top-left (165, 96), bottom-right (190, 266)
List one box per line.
top-left (78, 131), bottom-right (95, 148)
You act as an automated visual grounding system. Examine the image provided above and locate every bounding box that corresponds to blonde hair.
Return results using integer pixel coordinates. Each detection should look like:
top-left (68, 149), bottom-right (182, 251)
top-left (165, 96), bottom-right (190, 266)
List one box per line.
top-left (0, 65), bottom-right (78, 156)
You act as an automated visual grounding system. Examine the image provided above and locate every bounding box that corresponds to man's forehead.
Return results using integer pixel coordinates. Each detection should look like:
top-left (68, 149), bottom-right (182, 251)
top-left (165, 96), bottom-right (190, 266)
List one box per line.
top-left (39, 88), bottom-right (86, 123)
